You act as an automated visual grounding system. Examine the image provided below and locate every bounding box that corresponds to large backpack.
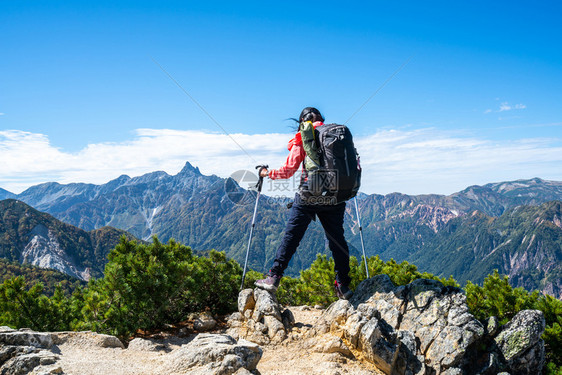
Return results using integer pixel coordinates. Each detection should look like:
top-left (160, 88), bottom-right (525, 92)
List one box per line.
top-left (300, 122), bottom-right (361, 204)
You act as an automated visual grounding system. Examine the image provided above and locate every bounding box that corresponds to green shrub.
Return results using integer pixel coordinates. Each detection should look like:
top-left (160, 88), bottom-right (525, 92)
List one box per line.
top-left (0, 276), bottom-right (75, 331)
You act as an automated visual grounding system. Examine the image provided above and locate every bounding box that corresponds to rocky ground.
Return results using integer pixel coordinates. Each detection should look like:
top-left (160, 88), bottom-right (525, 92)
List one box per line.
top-left (0, 276), bottom-right (547, 375)
top-left (0, 306), bottom-right (379, 375)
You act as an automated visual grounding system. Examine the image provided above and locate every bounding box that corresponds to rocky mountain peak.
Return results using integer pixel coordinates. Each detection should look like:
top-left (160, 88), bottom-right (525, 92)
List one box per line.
top-left (177, 161), bottom-right (201, 176)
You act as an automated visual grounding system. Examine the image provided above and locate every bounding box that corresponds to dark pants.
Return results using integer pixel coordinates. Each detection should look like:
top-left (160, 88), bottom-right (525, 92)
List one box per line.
top-left (270, 195), bottom-right (351, 286)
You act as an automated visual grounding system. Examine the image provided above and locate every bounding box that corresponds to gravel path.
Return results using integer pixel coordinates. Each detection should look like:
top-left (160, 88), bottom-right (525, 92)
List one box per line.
top-left (48, 307), bottom-right (381, 375)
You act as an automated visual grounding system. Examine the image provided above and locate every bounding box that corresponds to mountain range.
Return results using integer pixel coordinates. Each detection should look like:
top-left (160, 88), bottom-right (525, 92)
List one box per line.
top-left (1, 162), bottom-right (561, 298)
top-left (0, 199), bottom-right (134, 280)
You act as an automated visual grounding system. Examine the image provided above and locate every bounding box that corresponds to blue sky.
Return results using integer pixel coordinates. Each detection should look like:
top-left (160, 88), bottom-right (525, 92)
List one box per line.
top-left (1, 1), bottom-right (561, 195)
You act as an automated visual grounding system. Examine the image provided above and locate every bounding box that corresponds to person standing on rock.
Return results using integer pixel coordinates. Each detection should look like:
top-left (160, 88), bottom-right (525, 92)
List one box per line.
top-left (255, 107), bottom-right (354, 300)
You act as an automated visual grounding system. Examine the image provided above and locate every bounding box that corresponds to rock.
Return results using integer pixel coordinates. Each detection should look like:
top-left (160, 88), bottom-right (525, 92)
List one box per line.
top-left (232, 368), bottom-right (253, 375)
top-left (167, 333), bottom-right (262, 375)
top-left (356, 318), bottom-right (397, 375)
top-left (263, 316), bottom-right (285, 339)
top-left (281, 309), bottom-right (295, 330)
top-left (51, 331), bottom-right (124, 349)
top-left (495, 310), bottom-right (545, 361)
top-left (127, 337), bottom-right (166, 352)
top-left (313, 336), bottom-right (352, 357)
top-left (238, 289), bottom-right (255, 314)
top-left (0, 346), bottom-right (34, 366)
top-left (315, 299), bottom-right (352, 335)
top-left (314, 276), bottom-right (490, 375)
top-left (349, 274), bottom-right (396, 305)
top-left (486, 316), bottom-right (499, 336)
top-left (441, 367), bottom-right (463, 375)
top-left (97, 334), bottom-right (125, 349)
top-left (31, 365), bottom-right (64, 374)
top-left (194, 313), bottom-right (217, 331)
top-left (494, 310), bottom-right (546, 375)
top-left (234, 288), bottom-right (290, 345)
top-left (399, 283), bottom-right (484, 369)
top-left (253, 289), bottom-right (282, 321)
top-left (0, 331), bottom-right (54, 349)
top-left (0, 350), bottom-right (58, 375)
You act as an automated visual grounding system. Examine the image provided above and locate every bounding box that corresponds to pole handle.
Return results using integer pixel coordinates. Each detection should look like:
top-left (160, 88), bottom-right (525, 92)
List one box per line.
top-left (255, 164), bottom-right (269, 192)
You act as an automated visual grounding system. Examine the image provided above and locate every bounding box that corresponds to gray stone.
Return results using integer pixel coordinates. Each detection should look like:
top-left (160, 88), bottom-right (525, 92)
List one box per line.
top-left (357, 318), bottom-right (397, 375)
top-left (343, 312), bottom-right (368, 348)
top-left (50, 331), bottom-right (124, 348)
top-left (127, 337), bottom-right (166, 352)
top-left (314, 277), bottom-right (492, 375)
top-left (263, 316), bottom-right (285, 339)
top-left (0, 331), bottom-right (54, 349)
top-left (96, 334), bottom-right (124, 348)
top-left (507, 337), bottom-right (545, 375)
top-left (495, 310), bottom-right (545, 362)
top-left (167, 334), bottom-right (262, 375)
top-left (194, 313), bottom-right (217, 331)
top-left (0, 346), bottom-right (37, 368)
top-left (349, 274), bottom-right (396, 305)
top-left (0, 351), bottom-right (58, 375)
top-left (227, 312), bottom-right (244, 329)
top-left (486, 316), bottom-right (499, 336)
top-left (441, 368), bottom-right (462, 375)
top-left (253, 288), bottom-right (282, 321)
top-left (238, 289), bottom-right (255, 314)
top-left (232, 368), bottom-right (253, 375)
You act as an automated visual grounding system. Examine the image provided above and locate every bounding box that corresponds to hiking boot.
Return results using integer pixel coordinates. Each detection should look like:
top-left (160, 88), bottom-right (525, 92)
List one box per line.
top-left (334, 280), bottom-right (353, 300)
top-left (255, 274), bottom-right (281, 292)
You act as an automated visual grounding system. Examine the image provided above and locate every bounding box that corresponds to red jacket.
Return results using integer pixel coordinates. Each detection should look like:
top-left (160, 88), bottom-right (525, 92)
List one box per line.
top-left (268, 121), bottom-right (323, 180)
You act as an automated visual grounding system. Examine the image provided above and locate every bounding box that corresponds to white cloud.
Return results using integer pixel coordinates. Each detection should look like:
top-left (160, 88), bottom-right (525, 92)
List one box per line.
top-left (484, 109), bottom-right (492, 114)
top-left (499, 102), bottom-right (512, 112)
top-left (498, 101), bottom-right (526, 112)
top-left (0, 113), bottom-right (5, 116)
top-left (1, 128), bottom-right (561, 196)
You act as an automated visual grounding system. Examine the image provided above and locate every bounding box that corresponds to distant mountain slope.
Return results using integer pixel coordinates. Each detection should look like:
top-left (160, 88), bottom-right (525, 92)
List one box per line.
top-left (0, 199), bottom-right (135, 280)
top-left (5, 163), bottom-right (562, 296)
top-left (0, 188), bottom-right (15, 200)
top-left (407, 200), bottom-right (562, 298)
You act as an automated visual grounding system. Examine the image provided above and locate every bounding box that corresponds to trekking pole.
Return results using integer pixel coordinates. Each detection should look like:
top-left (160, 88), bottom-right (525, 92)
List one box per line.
top-left (241, 165), bottom-right (268, 290)
top-left (354, 197), bottom-right (370, 279)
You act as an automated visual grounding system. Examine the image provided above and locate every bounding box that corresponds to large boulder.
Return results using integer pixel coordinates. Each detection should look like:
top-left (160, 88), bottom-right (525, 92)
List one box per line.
top-left (0, 328), bottom-right (59, 375)
top-left (0, 331), bottom-right (54, 349)
top-left (166, 333), bottom-right (262, 375)
top-left (0, 328), bottom-right (125, 374)
top-left (313, 275), bottom-right (545, 375)
top-left (51, 331), bottom-right (124, 349)
top-left (494, 309), bottom-right (546, 374)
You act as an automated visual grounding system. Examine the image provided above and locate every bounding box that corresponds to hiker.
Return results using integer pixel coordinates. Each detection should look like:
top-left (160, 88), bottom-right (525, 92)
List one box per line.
top-left (255, 107), bottom-right (355, 300)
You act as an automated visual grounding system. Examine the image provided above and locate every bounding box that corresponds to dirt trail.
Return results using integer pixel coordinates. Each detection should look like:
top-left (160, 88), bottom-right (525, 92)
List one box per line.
top-left (49, 306), bottom-right (381, 375)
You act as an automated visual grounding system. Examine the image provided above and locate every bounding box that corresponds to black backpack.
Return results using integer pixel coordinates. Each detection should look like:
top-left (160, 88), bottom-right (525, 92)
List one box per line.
top-left (301, 123), bottom-right (361, 204)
